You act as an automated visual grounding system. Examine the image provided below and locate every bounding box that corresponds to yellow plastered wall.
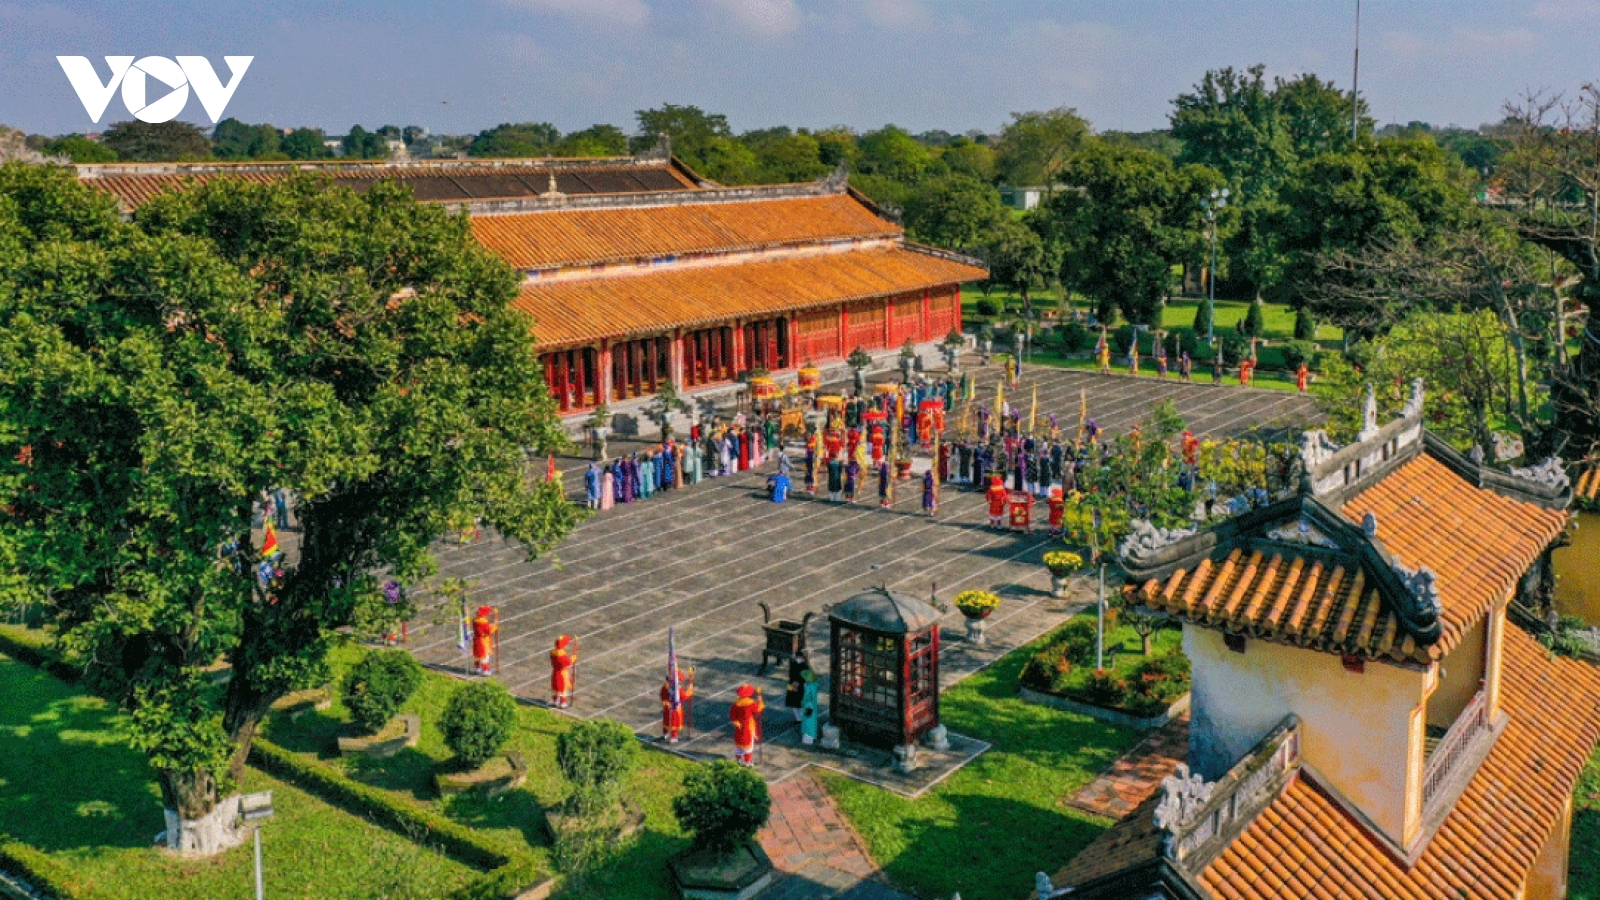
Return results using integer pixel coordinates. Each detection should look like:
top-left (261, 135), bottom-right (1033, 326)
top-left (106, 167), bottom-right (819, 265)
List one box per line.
top-left (1186, 627), bottom-right (1429, 847)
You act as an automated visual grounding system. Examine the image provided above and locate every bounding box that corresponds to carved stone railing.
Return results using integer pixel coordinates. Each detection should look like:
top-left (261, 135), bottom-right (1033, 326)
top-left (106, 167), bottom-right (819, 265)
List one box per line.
top-left (1422, 687), bottom-right (1490, 812)
top-left (1156, 715), bottom-right (1301, 870)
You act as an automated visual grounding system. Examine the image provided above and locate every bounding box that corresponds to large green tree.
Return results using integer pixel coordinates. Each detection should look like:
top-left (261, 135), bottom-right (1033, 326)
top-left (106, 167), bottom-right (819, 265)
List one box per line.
top-left (902, 174), bottom-right (1005, 252)
top-left (281, 127), bottom-right (333, 160)
top-left (341, 125), bottom-right (390, 159)
top-left (40, 134), bottom-right (118, 163)
top-left (994, 108), bottom-right (1090, 191)
top-left (469, 122), bottom-right (562, 157)
top-left (212, 118), bottom-right (282, 159)
top-left (102, 120), bottom-right (212, 161)
top-left (0, 164), bottom-right (579, 848)
top-left (1041, 143), bottom-right (1218, 325)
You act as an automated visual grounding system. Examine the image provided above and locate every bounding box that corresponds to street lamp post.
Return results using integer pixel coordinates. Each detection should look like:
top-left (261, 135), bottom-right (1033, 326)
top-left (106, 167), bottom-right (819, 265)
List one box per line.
top-left (239, 791), bottom-right (276, 900)
top-left (1200, 187), bottom-right (1230, 345)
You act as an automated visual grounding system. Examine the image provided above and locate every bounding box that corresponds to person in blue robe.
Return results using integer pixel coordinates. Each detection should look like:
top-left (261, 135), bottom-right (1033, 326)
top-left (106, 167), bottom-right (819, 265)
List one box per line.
top-left (768, 471), bottom-right (791, 503)
top-left (638, 453), bottom-right (656, 499)
top-left (584, 463), bottom-right (600, 509)
top-left (661, 443), bottom-right (676, 490)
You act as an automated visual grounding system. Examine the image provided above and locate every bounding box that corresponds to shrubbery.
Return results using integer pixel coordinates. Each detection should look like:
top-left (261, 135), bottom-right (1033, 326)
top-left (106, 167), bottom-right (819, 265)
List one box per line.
top-left (439, 680), bottom-right (518, 768)
top-left (1241, 298), bottom-right (1265, 337)
top-left (1058, 321), bottom-right (1091, 354)
top-left (1280, 340), bottom-right (1316, 373)
top-left (1019, 617), bottom-right (1188, 715)
top-left (1293, 308), bottom-right (1317, 341)
top-left (556, 719), bottom-right (639, 813)
top-left (342, 649), bottom-right (423, 734)
top-left (672, 760), bottom-right (771, 854)
top-left (974, 296), bottom-right (999, 317)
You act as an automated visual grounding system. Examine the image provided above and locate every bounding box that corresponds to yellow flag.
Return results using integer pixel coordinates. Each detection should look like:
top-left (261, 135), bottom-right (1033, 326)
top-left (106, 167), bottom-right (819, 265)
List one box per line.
top-left (1028, 385), bottom-right (1038, 435)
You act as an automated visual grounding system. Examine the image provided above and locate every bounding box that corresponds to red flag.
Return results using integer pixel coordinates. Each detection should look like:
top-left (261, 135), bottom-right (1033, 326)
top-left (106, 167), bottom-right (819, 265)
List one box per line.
top-left (260, 520), bottom-right (280, 558)
top-left (545, 454), bottom-right (557, 483)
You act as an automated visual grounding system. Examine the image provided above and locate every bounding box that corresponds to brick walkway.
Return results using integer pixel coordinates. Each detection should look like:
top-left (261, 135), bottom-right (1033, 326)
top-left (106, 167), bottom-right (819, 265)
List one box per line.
top-left (758, 772), bottom-right (913, 900)
top-left (1062, 713), bottom-right (1190, 820)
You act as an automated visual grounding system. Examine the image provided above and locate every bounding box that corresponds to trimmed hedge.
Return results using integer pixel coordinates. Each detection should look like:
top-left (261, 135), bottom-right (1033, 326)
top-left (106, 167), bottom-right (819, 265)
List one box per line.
top-left (0, 626), bottom-right (80, 686)
top-left (0, 833), bottom-right (88, 900)
top-left (251, 737), bottom-right (555, 900)
top-left (249, 737), bottom-right (510, 871)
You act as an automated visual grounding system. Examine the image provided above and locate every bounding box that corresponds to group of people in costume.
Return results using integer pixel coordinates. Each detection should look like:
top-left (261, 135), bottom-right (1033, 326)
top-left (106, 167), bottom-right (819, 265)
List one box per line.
top-left (1092, 328), bottom-right (1311, 393)
top-left (583, 415), bottom-right (788, 510)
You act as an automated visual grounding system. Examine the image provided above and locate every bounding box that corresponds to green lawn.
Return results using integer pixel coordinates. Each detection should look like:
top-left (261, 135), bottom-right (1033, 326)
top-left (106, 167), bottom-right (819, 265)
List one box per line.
top-left (1573, 747), bottom-right (1600, 899)
top-left (1006, 352), bottom-right (1312, 393)
top-left (1042, 620), bottom-right (1184, 695)
top-left (0, 651), bottom-right (481, 900)
top-left (262, 642), bottom-right (696, 900)
top-left (819, 626), bottom-right (1144, 900)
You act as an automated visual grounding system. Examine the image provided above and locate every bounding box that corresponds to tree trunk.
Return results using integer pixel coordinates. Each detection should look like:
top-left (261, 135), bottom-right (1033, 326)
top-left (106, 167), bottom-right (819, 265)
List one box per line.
top-left (221, 665), bottom-right (277, 789)
top-left (1140, 630), bottom-right (1152, 656)
top-left (157, 769), bottom-right (246, 855)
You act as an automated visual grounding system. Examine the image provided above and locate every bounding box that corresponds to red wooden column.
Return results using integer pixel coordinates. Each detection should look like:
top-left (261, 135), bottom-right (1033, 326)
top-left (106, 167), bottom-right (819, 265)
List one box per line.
top-left (954, 286), bottom-right (964, 333)
top-left (922, 289), bottom-right (932, 342)
top-left (838, 304), bottom-right (849, 358)
top-left (732, 321), bottom-right (746, 374)
top-left (789, 315), bottom-right (800, 366)
top-left (599, 340), bottom-right (613, 404)
top-left (574, 348), bottom-right (588, 408)
top-left (672, 330), bottom-right (685, 391)
top-left (647, 337), bottom-right (660, 393)
top-left (882, 297), bottom-right (892, 347)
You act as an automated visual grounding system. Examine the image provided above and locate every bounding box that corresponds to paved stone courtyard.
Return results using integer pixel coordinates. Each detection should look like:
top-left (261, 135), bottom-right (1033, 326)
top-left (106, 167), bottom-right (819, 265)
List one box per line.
top-left (406, 365), bottom-right (1318, 790)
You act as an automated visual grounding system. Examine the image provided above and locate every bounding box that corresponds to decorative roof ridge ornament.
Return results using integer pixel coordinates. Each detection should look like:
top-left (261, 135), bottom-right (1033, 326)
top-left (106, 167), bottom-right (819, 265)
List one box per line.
top-left (543, 171), bottom-right (563, 198)
top-left (1509, 457), bottom-right (1571, 493)
top-left (1391, 560), bottom-right (1444, 621)
top-left (1401, 377), bottom-right (1425, 420)
top-left (821, 160), bottom-right (849, 193)
top-left (1119, 518), bottom-right (1198, 563)
top-left (1358, 383), bottom-right (1380, 441)
top-left (1300, 428), bottom-right (1341, 470)
top-left (1154, 763), bottom-right (1214, 833)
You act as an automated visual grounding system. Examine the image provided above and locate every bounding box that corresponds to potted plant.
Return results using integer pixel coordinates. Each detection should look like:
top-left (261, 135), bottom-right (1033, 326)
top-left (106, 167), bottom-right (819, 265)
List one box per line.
top-left (846, 347), bottom-right (872, 394)
top-left (941, 329), bottom-right (965, 374)
top-left (1043, 550), bottom-right (1084, 599)
top-left (953, 589), bottom-right (1001, 644)
top-left (550, 719), bottom-right (643, 875)
top-left (898, 338), bottom-right (918, 382)
top-left (435, 680), bottom-right (523, 797)
top-left (669, 761), bottom-right (775, 900)
top-left (587, 404), bottom-right (612, 460)
top-left (337, 649), bottom-right (423, 757)
top-left (978, 325), bottom-right (995, 364)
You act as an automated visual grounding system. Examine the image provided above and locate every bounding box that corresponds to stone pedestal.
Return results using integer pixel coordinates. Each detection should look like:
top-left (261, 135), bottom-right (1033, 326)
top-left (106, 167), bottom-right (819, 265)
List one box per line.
top-left (893, 742), bottom-right (919, 773)
top-left (1050, 574), bottom-right (1068, 598)
top-left (964, 616), bottom-right (988, 645)
top-left (923, 724), bottom-right (951, 752)
top-left (820, 724), bottom-right (842, 751)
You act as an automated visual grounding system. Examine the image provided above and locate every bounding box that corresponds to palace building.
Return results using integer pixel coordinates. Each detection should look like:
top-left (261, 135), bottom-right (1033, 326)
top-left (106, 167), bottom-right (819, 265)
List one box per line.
top-left (1044, 383), bottom-right (1600, 900)
top-left (77, 152), bottom-right (985, 419)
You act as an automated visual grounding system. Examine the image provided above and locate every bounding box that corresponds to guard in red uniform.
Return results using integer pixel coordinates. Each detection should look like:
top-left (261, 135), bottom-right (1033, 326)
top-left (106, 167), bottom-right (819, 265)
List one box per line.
top-left (1296, 362), bottom-right (1310, 393)
top-left (986, 475), bottom-right (1009, 528)
top-left (869, 427), bottom-right (886, 466)
top-left (1047, 486), bottom-right (1066, 536)
top-left (471, 605), bottom-right (496, 676)
top-left (660, 668), bottom-right (694, 743)
top-left (549, 635), bottom-right (576, 708)
top-left (1182, 430), bottom-right (1200, 467)
top-left (730, 685), bottom-right (765, 766)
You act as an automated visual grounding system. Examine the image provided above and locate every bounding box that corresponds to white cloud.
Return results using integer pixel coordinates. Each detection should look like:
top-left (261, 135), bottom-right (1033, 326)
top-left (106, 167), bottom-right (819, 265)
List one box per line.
top-left (1380, 25), bottom-right (1539, 61)
top-left (1531, 0), bottom-right (1600, 22)
top-left (703, 0), bottom-right (801, 35)
top-left (501, 0), bottom-right (650, 27)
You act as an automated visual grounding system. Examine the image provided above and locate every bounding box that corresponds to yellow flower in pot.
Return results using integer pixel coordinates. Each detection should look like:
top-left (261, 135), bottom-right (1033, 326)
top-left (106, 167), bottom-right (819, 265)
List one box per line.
top-left (953, 590), bottom-right (1001, 620)
top-left (1043, 551), bottom-right (1084, 578)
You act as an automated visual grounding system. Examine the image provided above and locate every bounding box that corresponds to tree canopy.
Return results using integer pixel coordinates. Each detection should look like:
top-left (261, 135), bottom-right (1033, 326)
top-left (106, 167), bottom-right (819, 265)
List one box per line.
top-left (102, 120), bottom-right (212, 162)
top-left (0, 163), bottom-right (579, 833)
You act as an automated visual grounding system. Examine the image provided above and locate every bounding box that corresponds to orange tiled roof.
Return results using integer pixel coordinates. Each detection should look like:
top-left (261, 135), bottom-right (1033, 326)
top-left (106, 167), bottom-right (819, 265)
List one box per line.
top-left (1200, 628), bottom-right (1600, 900)
top-left (1132, 547), bottom-right (1416, 662)
top-left (80, 160), bottom-right (699, 209)
top-left (1577, 464), bottom-right (1600, 502)
top-left (1342, 453), bottom-right (1569, 660)
top-left (470, 194), bottom-right (899, 269)
top-left (514, 246), bottom-right (985, 348)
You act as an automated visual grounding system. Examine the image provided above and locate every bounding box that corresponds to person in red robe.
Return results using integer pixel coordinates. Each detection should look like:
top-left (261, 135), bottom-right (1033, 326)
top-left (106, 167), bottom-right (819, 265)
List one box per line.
top-left (985, 475), bottom-right (1009, 528)
top-left (471, 605), bottom-right (496, 675)
top-left (1296, 362), bottom-right (1309, 393)
top-left (869, 428), bottom-right (885, 466)
top-left (846, 427), bottom-right (862, 460)
top-left (1047, 486), bottom-right (1066, 536)
top-left (824, 428), bottom-right (843, 460)
top-left (729, 684), bottom-right (764, 766)
top-left (660, 668), bottom-right (694, 743)
top-left (1181, 430), bottom-right (1200, 467)
top-left (737, 427), bottom-right (751, 471)
top-left (549, 634), bottom-right (576, 708)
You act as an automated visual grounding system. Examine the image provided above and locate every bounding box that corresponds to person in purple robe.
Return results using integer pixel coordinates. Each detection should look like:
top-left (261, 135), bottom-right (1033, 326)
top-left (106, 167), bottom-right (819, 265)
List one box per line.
top-left (977, 405), bottom-right (991, 440)
top-left (617, 457), bottom-right (635, 503)
top-left (879, 460), bottom-right (892, 508)
top-left (922, 468), bottom-right (937, 515)
top-left (1012, 447), bottom-right (1026, 492)
top-left (845, 458), bottom-right (860, 502)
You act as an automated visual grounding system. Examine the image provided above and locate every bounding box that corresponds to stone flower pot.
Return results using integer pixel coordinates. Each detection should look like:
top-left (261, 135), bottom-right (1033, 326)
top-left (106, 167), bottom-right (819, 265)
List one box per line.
top-left (960, 608), bottom-right (992, 644)
top-left (1049, 573), bottom-right (1069, 598)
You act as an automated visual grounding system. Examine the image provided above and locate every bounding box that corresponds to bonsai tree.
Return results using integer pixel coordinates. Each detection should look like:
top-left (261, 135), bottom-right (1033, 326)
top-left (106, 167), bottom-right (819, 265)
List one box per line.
top-left (1241, 297), bottom-right (1265, 338)
top-left (439, 680), bottom-right (518, 769)
top-left (650, 381), bottom-right (689, 441)
top-left (556, 719), bottom-right (640, 815)
top-left (1293, 308), bottom-right (1317, 341)
top-left (977, 323), bottom-right (996, 363)
top-left (846, 347), bottom-right (872, 393)
top-left (672, 760), bottom-right (771, 857)
top-left (342, 649), bottom-right (424, 735)
top-left (587, 404), bottom-right (612, 459)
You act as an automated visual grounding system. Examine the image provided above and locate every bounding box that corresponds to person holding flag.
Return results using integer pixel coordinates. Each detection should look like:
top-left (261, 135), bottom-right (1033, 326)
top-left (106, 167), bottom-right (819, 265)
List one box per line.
top-left (661, 629), bottom-right (694, 743)
top-left (549, 635), bottom-right (576, 708)
top-left (1096, 328), bottom-right (1111, 374)
top-left (729, 684), bottom-right (765, 766)
top-left (1296, 361), bottom-right (1310, 394)
top-left (260, 518), bottom-right (281, 560)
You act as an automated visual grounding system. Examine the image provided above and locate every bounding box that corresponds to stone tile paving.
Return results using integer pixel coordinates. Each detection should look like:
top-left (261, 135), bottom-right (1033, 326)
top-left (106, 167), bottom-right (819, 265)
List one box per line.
top-left (1061, 712), bottom-right (1191, 820)
top-left (759, 771), bottom-right (915, 900)
top-left (405, 366), bottom-right (1316, 792)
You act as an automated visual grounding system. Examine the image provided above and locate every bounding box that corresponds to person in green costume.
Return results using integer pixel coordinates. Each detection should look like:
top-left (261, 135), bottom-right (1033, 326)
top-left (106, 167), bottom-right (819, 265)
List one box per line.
top-left (799, 669), bottom-right (821, 745)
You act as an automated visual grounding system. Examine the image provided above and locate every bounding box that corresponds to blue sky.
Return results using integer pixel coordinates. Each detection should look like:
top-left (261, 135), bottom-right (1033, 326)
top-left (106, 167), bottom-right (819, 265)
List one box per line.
top-left (5, 1), bottom-right (1600, 138)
